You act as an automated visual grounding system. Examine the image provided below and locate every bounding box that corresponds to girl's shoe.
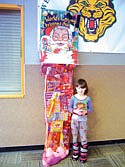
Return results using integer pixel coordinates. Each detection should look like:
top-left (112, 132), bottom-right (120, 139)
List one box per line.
top-left (72, 142), bottom-right (79, 161)
top-left (79, 143), bottom-right (88, 163)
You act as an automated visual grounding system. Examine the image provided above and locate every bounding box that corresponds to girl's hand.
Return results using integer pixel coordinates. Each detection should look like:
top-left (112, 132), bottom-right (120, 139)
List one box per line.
top-left (81, 110), bottom-right (88, 116)
top-left (78, 110), bottom-right (88, 116)
top-left (73, 108), bottom-right (82, 116)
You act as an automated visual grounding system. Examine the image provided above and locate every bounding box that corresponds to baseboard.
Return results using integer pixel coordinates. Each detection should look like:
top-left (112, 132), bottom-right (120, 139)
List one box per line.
top-left (0, 139), bottom-right (125, 152)
top-left (0, 145), bottom-right (44, 152)
top-left (88, 139), bottom-right (125, 146)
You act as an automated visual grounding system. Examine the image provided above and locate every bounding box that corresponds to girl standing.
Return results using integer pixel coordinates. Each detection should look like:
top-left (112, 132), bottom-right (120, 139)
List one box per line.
top-left (68, 78), bottom-right (93, 163)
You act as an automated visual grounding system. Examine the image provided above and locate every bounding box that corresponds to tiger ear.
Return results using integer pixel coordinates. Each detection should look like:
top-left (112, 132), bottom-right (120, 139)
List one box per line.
top-left (67, 3), bottom-right (82, 14)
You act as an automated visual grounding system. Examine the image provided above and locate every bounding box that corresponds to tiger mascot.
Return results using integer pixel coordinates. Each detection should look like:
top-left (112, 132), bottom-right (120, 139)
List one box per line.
top-left (67, 0), bottom-right (116, 42)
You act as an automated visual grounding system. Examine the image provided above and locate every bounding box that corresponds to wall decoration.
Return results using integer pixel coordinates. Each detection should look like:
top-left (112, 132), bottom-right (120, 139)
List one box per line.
top-left (41, 64), bottom-right (75, 166)
top-left (67, 0), bottom-right (116, 42)
top-left (40, 8), bottom-right (78, 64)
top-left (38, 0), bottom-right (125, 53)
top-left (39, 8), bottom-right (78, 166)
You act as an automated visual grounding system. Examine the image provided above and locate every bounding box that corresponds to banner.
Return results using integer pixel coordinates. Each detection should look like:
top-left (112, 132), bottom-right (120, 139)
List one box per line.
top-left (40, 8), bottom-right (78, 64)
top-left (38, 0), bottom-right (125, 53)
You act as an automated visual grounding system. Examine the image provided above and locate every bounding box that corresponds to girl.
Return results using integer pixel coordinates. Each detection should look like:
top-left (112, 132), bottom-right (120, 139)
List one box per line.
top-left (68, 78), bottom-right (92, 163)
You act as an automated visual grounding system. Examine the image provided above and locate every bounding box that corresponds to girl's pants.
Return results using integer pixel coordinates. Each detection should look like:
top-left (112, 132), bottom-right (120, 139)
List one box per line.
top-left (71, 119), bottom-right (87, 145)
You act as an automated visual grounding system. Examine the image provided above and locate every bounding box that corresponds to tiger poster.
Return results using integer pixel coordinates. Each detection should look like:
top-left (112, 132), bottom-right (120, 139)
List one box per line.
top-left (38, 0), bottom-right (125, 53)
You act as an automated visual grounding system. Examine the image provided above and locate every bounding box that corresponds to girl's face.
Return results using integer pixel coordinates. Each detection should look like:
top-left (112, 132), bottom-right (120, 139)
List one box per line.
top-left (76, 85), bottom-right (86, 95)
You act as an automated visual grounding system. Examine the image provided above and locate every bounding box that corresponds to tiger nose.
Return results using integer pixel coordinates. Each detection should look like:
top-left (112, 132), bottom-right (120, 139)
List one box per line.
top-left (88, 10), bottom-right (96, 17)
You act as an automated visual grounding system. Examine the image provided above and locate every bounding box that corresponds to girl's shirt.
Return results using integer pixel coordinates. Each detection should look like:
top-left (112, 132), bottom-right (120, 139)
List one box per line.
top-left (68, 95), bottom-right (92, 121)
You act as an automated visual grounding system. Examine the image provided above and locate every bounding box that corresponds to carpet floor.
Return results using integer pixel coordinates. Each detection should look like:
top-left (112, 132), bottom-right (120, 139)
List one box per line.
top-left (0, 143), bottom-right (125, 167)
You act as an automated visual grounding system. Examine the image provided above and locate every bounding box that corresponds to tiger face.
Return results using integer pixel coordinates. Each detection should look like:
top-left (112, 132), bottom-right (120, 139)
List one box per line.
top-left (67, 0), bottom-right (116, 42)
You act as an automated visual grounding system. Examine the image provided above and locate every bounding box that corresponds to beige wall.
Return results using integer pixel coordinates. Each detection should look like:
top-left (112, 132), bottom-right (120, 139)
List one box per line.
top-left (74, 65), bottom-right (125, 141)
top-left (0, 65), bottom-right (125, 147)
top-left (0, 65), bottom-right (45, 147)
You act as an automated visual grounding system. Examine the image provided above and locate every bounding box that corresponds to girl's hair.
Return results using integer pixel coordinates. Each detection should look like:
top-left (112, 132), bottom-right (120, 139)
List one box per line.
top-left (74, 78), bottom-right (88, 94)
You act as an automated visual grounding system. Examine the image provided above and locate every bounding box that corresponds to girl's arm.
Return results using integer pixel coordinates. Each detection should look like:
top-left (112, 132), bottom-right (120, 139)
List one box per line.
top-left (87, 99), bottom-right (93, 114)
top-left (68, 97), bottom-right (74, 114)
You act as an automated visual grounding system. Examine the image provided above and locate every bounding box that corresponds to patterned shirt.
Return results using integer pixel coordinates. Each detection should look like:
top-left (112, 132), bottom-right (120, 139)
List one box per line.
top-left (68, 95), bottom-right (92, 121)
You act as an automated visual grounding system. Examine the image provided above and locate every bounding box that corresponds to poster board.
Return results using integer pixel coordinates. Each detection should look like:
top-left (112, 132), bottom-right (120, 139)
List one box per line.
top-left (40, 8), bottom-right (78, 64)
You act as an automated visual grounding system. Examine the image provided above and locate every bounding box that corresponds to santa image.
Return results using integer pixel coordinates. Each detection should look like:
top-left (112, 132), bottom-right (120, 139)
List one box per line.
top-left (40, 25), bottom-right (75, 64)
